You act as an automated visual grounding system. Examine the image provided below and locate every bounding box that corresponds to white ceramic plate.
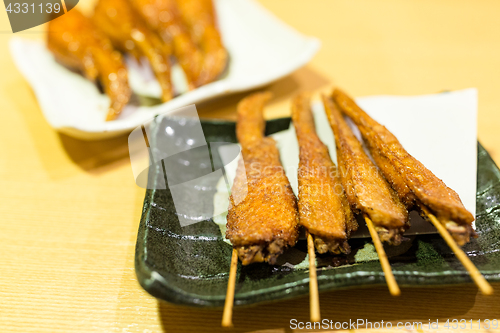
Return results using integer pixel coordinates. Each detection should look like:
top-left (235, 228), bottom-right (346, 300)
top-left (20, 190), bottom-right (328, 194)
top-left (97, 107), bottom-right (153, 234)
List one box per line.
top-left (10, 0), bottom-right (320, 140)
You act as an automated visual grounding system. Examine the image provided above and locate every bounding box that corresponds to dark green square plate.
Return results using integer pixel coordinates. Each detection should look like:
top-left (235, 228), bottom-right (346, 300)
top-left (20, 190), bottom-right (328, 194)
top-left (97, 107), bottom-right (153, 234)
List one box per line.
top-left (135, 116), bottom-right (500, 307)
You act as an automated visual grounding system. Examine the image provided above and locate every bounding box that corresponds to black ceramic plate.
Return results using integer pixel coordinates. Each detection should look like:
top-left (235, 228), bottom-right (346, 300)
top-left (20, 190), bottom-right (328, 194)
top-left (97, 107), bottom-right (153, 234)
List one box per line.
top-left (135, 116), bottom-right (500, 307)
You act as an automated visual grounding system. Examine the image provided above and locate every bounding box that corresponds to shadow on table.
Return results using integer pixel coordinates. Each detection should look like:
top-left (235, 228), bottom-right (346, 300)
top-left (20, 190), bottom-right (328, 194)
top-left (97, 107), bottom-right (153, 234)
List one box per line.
top-left (58, 132), bottom-right (131, 174)
top-left (10, 76), bottom-right (132, 177)
top-left (157, 284), bottom-right (481, 333)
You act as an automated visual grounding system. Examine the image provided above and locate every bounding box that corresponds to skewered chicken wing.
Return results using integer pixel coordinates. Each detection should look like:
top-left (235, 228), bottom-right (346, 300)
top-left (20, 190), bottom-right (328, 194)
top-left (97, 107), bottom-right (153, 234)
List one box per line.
top-left (93, 0), bottom-right (173, 102)
top-left (47, 9), bottom-right (131, 120)
top-left (331, 89), bottom-right (476, 245)
top-left (292, 93), bottom-right (357, 254)
top-left (129, 0), bottom-right (205, 89)
top-left (322, 95), bottom-right (409, 245)
top-left (175, 0), bottom-right (228, 85)
top-left (226, 92), bottom-right (300, 265)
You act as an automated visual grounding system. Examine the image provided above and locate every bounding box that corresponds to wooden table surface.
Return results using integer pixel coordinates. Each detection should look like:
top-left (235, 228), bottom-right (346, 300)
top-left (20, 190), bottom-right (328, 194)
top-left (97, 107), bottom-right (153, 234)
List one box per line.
top-left (1, 1), bottom-right (500, 332)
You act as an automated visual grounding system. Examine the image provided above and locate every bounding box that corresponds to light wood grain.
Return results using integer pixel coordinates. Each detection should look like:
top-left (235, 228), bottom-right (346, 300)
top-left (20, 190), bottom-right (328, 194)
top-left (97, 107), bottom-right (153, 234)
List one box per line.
top-left (2, 1), bottom-right (500, 332)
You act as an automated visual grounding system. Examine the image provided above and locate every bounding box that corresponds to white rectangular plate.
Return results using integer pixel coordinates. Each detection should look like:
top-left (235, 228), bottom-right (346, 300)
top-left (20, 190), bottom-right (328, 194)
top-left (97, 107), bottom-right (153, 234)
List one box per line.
top-left (9, 0), bottom-right (320, 140)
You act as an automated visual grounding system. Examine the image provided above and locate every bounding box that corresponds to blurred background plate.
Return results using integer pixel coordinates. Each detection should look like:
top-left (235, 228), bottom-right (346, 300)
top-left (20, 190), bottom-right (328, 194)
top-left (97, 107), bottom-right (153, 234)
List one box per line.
top-left (9, 0), bottom-right (320, 140)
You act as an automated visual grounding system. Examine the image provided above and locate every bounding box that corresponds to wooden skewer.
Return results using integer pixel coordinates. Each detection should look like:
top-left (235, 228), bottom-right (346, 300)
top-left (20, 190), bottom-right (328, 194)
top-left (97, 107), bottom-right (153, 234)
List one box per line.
top-left (420, 206), bottom-right (494, 295)
top-left (364, 215), bottom-right (401, 296)
top-left (60, 0), bottom-right (68, 13)
top-left (222, 248), bottom-right (238, 327)
top-left (306, 231), bottom-right (321, 322)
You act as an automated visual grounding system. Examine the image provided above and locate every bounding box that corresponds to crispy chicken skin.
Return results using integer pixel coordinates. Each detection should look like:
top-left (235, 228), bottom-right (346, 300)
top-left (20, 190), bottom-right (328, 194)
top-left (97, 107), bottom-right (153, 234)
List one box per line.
top-left (175, 0), bottom-right (228, 85)
top-left (226, 93), bottom-right (300, 265)
top-left (322, 95), bottom-right (409, 245)
top-left (292, 94), bottom-right (357, 254)
top-left (93, 0), bottom-right (173, 102)
top-left (129, 0), bottom-right (205, 89)
top-left (332, 89), bottom-right (476, 245)
top-left (47, 9), bottom-right (131, 120)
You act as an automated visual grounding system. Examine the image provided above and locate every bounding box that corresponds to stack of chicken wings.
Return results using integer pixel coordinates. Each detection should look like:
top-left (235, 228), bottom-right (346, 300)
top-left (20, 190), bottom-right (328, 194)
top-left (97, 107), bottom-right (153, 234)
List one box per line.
top-left (47, 0), bottom-right (227, 120)
top-left (226, 90), bottom-right (475, 265)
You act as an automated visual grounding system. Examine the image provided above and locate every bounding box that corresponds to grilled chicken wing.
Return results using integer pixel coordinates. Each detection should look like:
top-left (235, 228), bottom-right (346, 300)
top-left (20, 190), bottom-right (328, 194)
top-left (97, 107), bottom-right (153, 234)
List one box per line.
top-left (47, 9), bottom-right (131, 120)
top-left (332, 89), bottom-right (476, 245)
top-left (322, 95), bottom-right (409, 245)
top-left (226, 92), bottom-right (300, 265)
top-left (175, 0), bottom-right (228, 85)
top-left (93, 0), bottom-right (173, 102)
top-left (129, 0), bottom-right (204, 89)
top-left (292, 94), bottom-right (357, 254)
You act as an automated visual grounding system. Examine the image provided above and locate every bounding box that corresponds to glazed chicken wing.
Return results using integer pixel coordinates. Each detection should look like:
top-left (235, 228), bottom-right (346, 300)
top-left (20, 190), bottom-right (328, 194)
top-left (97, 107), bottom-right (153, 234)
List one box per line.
top-left (323, 95), bottom-right (409, 245)
top-left (129, 0), bottom-right (205, 89)
top-left (47, 9), bottom-right (131, 120)
top-left (175, 0), bottom-right (228, 85)
top-left (226, 92), bottom-right (300, 265)
top-left (292, 94), bottom-right (357, 254)
top-left (332, 89), bottom-right (476, 245)
top-left (93, 0), bottom-right (173, 102)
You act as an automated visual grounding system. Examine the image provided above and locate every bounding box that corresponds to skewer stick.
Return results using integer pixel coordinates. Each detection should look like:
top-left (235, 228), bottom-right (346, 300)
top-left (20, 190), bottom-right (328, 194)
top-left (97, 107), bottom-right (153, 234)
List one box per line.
top-left (306, 231), bottom-right (321, 322)
top-left (222, 248), bottom-right (238, 327)
top-left (364, 215), bottom-right (401, 296)
top-left (421, 206), bottom-right (493, 295)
